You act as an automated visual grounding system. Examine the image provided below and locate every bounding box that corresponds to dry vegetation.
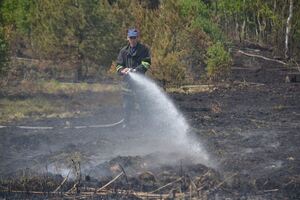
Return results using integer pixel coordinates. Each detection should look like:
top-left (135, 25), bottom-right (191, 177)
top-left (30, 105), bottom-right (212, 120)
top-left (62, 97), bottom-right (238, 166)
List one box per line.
top-left (0, 80), bottom-right (121, 124)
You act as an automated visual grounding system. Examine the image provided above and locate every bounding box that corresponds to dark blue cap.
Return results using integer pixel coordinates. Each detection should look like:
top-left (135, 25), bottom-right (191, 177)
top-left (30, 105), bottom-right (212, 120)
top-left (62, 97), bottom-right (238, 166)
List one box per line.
top-left (128, 28), bottom-right (138, 37)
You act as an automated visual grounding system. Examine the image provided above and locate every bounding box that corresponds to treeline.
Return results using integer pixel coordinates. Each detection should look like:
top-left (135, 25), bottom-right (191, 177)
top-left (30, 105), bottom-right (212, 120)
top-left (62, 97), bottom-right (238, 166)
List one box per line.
top-left (215, 0), bottom-right (299, 59)
top-left (0, 0), bottom-right (299, 85)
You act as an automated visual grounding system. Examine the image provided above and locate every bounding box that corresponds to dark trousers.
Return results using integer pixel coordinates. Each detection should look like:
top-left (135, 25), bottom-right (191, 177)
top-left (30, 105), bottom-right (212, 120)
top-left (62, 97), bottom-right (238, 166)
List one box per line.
top-left (121, 75), bottom-right (148, 125)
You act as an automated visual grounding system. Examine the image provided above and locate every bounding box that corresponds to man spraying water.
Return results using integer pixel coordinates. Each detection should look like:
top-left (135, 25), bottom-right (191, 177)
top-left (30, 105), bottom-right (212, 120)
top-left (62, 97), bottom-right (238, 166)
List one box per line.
top-left (116, 28), bottom-right (151, 128)
top-left (115, 28), bottom-right (211, 166)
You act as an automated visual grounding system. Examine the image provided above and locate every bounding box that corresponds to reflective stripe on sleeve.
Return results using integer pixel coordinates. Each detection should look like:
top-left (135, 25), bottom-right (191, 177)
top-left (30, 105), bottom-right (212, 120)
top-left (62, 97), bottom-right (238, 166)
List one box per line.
top-left (141, 61), bottom-right (150, 69)
top-left (116, 65), bottom-right (124, 71)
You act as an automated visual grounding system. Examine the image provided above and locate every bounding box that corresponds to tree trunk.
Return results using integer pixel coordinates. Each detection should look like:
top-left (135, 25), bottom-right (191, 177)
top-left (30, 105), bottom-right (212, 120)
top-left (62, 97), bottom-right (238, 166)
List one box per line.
top-left (235, 14), bottom-right (239, 41)
top-left (240, 0), bottom-right (246, 42)
top-left (273, 0), bottom-right (277, 12)
top-left (257, 13), bottom-right (264, 44)
top-left (74, 53), bottom-right (84, 82)
top-left (285, 0), bottom-right (293, 59)
top-left (240, 19), bottom-right (246, 42)
top-left (214, 0), bottom-right (218, 16)
top-left (74, 29), bottom-right (85, 82)
top-left (224, 11), bottom-right (228, 35)
top-left (270, 0), bottom-right (276, 44)
top-left (74, 62), bottom-right (83, 82)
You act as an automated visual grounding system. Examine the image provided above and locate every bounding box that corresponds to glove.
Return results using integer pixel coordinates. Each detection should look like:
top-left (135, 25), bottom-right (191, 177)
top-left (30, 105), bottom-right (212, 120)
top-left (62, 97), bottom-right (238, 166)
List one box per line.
top-left (135, 64), bottom-right (147, 74)
top-left (120, 68), bottom-right (131, 75)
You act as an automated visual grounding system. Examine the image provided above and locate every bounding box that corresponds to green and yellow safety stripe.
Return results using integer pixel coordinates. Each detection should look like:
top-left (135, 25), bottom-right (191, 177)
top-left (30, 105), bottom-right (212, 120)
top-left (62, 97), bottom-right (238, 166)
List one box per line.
top-left (141, 61), bottom-right (150, 69)
top-left (116, 65), bottom-right (124, 72)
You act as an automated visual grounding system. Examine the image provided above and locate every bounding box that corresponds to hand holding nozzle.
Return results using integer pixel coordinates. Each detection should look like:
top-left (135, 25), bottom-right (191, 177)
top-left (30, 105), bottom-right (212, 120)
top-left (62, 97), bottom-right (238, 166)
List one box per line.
top-left (121, 68), bottom-right (136, 75)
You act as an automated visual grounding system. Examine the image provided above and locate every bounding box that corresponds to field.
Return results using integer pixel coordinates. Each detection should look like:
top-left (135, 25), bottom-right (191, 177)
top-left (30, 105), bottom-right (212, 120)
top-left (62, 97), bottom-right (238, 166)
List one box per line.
top-left (0, 47), bottom-right (299, 199)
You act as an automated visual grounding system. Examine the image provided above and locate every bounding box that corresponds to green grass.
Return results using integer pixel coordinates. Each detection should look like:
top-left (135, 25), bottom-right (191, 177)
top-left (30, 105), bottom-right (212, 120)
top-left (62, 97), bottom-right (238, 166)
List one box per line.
top-left (0, 80), bottom-right (121, 124)
top-left (3, 79), bottom-right (120, 95)
top-left (0, 97), bottom-right (66, 123)
top-left (166, 84), bottom-right (214, 94)
top-left (39, 80), bottom-right (120, 94)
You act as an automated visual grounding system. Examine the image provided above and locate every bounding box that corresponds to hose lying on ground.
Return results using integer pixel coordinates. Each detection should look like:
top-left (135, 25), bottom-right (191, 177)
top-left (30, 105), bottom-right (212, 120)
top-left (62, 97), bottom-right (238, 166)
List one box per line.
top-left (0, 119), bottom-right (124, 130)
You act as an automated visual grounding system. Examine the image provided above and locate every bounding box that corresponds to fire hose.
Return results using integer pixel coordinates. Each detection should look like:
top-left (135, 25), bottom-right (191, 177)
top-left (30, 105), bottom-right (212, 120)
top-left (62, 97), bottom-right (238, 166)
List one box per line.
top-left (0, 70), bottom-right (140, 130)
top-left (0, 119), bottom-right (124, 130)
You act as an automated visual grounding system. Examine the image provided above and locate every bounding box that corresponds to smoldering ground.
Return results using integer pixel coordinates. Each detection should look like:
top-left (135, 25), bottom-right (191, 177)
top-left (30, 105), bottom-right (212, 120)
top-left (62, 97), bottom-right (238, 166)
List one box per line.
top-left (0, 73), bottom-right (213, 180)
top-left (1, 48), bottom-right (300, 198)
top-left (0, 79), bottom-right (218, 200)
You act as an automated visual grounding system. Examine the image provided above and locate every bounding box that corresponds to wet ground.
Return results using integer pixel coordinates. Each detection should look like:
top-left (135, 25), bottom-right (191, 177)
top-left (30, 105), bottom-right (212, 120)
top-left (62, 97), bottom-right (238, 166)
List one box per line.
top-left (0, 48), bottom-right (299, 199)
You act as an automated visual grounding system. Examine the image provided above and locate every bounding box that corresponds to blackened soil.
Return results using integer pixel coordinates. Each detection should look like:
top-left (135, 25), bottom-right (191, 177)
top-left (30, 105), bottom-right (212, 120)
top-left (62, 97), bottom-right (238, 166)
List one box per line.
top-left (0, 48), bottom-right (299, 199)
top-left (172, 82), bottom-right (300, 199)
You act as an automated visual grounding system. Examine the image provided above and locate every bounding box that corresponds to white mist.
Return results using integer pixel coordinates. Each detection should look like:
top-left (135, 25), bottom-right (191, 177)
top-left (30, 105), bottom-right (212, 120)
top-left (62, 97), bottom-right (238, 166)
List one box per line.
top-left (128, 72), bottom-right (211, 167)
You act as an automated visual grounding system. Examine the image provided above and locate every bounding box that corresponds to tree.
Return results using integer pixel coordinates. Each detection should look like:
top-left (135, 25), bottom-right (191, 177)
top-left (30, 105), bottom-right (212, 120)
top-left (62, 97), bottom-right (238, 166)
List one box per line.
top-left (1, 0), bottom-right (32, 57)
top-left (30, 0), bottom-right (123, 81)
top-left (0, 0), bottom-right (10, 77)
top-left (206, 42), bottom-right (232, 81)
top-left (285, 0), bottom-right (293, 59)
top-left (215, 0), bottom-right (300, 60)
top-left (116, 0), bottom-right (226, 84)
top-left (0, 25), bottom-right (9, 77)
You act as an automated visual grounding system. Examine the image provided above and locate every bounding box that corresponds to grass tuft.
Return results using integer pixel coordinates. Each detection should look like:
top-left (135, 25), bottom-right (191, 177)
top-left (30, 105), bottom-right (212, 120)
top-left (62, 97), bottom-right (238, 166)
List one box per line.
top-left (0, 80), bottom-right (121, 124)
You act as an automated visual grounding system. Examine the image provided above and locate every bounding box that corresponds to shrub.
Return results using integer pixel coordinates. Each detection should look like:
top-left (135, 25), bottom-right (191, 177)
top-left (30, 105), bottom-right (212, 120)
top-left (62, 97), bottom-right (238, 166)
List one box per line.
top-left (150, 50), bottom-right (188, 87)
top-left (206, 42), bottom-right (232, 81)
top-left (0, 27), bottom-right (9, 78)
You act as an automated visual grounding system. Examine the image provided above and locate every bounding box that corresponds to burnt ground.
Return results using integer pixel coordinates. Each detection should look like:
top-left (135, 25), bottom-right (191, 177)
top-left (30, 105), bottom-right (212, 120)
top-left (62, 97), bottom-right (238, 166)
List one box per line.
top-left (0, 48), bottom-right (300, 199)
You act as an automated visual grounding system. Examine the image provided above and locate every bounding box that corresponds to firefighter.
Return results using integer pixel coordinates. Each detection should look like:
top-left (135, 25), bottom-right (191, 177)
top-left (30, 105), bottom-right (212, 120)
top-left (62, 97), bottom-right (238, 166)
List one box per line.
top-left (116, 28), bottom-right (151, 128)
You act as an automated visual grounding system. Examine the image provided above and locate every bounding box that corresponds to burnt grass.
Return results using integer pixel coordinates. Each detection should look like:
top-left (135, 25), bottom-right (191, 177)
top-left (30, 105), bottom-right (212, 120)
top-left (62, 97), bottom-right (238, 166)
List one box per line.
top-left (0, 48), bottom-right (300, 199)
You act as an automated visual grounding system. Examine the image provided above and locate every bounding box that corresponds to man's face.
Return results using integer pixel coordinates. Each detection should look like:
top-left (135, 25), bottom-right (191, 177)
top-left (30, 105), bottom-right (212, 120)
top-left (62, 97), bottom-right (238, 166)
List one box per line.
top-left (127, 36), bottom-right (138, 47)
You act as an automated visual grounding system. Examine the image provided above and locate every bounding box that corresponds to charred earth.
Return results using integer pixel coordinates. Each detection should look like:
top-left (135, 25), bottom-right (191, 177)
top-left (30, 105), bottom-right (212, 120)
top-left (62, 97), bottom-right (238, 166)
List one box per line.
top-left (0, 46), bottom-right (299, 199)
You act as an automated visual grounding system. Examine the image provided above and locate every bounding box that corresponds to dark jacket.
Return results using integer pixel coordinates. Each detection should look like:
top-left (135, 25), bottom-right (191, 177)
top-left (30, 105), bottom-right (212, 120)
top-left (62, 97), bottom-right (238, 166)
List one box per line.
top-left (116, 42), bottom-right (151, 74)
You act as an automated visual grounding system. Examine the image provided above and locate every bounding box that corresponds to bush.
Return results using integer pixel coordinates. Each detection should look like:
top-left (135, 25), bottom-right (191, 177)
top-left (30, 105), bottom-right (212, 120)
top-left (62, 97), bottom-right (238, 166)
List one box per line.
top-left (206, 42), bottom-right (232, 81)
top-left (150, 50), bottom-right (188, 87)
top-left (0, 28), bottom-right (9, 78)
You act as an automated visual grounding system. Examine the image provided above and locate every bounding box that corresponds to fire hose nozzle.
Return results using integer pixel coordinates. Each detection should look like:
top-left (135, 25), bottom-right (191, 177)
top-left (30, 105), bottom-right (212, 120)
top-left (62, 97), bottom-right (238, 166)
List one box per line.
top-left (122, 68), bottom-right (136, 75)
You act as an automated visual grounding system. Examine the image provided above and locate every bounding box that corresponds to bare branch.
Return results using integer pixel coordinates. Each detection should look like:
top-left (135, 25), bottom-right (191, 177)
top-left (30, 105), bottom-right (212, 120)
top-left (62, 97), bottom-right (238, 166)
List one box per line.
top-left (149, 177), bottom-right (183, 194)
top-left (238, 50), bottom-right (287, 65)
top-left (96, 172), bottom-right (124, 192)
top-left (53, 170), bottom-right (71, 193)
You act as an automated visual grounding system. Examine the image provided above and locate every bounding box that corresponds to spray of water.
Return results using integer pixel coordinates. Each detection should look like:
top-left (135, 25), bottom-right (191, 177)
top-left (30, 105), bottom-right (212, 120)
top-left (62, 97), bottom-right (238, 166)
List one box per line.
top-left (128, 72), bottom-right (211, 167)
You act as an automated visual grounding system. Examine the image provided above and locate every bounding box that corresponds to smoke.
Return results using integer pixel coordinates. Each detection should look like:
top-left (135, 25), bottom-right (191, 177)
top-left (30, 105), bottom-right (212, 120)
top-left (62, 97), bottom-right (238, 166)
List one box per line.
top-left (1, 72), bottom-right (214, 178)
top-left (126, 72), bottom-right (212, 167)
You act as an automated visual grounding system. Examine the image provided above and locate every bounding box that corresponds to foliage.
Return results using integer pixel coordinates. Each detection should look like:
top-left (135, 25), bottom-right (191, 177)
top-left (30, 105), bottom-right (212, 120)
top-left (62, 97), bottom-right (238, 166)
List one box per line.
top-left (0, 97), bottom-right (65, 123)
top-left (0, 0), bottom-right (230, 84)
top-left (206, 42), bottom-right (232, 81)
top-left (0, 26), bottom-right (8, 74)
top-left (129, 0), bottom-right (214, 85)
top-left (179, 0), bottom-right (224, 42)
top-left (0, 31), bottom-right (9, 76)
top-left (4, 0), bottom-right (300, 84)
top-left (216, 0), bottom-right (300, 59)
top-left (147, 0), bottom-right (189, 85)
top-left (0, 80), bottom-right (121, 123)
top-left (29, 0), bottom-right (123, 79)
top-left (106, 0), bottom-right (195, 85)
top-left (0, 12), bottom-right (9, 77)
top-left (1, 0), bottom-right (31, 35)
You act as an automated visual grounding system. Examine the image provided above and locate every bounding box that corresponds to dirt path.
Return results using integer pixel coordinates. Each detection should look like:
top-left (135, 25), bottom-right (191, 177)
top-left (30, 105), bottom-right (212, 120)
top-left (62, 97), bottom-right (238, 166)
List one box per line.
top-left (0, 48), bottom-right (299, 199)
